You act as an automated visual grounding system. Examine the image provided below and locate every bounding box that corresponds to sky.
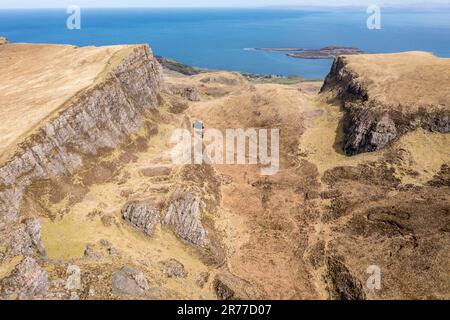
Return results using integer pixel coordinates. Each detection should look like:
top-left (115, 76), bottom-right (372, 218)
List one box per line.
top-left (1, 0), bottom-right (449, 9)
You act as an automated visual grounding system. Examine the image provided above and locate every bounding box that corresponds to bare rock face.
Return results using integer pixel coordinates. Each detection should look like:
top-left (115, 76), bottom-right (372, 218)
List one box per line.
top-left (121, 200), bottom-right (160, 237)
top-left (162, 188), bottom-right (208, 247)
top-left (3, 225), bottom-right (34, 256)
top-left (155, 56), bottom-right (204, 76)
top-left (111, 266), bottom-right (149, 297)
top-left (1, 257), bottom-right (49, 299)
top-left (321, 54), bottom-right (450, 155)
top-left (0, 45), bottom-right (163, 228)
top-left (24, 218), bottom-right (47, 257)
top-left (213, 272), bottom-right (265, 300)
top-left (139, 166), bottom-right (172, 177)
top-left (163, 259), bottom-right (187, 278)
top-left (321, 56), bottom-right (368, 102)
top-left (1, 218), bottom-right (46, 257)
top-left (326, 257), bottom-right (366, 300)
top-left (182, 87), bottom-right (200, 101)
top-left (84, 244), bottom-right (103, 259)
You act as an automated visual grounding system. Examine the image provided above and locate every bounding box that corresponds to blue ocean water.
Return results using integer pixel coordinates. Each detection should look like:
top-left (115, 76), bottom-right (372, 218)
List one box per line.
top-left (1, 8), bottom-right (450, 79)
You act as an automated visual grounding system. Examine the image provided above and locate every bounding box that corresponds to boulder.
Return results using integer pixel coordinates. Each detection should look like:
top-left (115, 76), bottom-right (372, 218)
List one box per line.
top-left (140, 166), bottom-right (172, 177)
top-left (162, 188), bottom-right (208, 246)
top-left (1, 257), bottom-right (49, 299)
top-left (163, 259), bottom-right (187, 278)
top-left (4, 226), bottom-right (33, 256)
top-left (326, 257), bottom-right (366, 300)
top-left (213, 272), bottom-right (265, 300)
top-left (111, 266), bottom-right (149, 296)
top-left (196, 271), bottom-right (210, 288)
top-left (24, 218), bottom-right (47, 257)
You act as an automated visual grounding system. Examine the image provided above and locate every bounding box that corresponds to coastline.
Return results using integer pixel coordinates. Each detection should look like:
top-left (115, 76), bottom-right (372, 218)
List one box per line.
top-left (255, 46), bottom-right (365, 59)
top-left (157, 55), bottom-right (324, 82)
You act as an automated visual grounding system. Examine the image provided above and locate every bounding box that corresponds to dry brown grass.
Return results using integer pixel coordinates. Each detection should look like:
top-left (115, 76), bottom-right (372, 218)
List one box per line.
top-left (0, 43), bottom-right (137, 161)
top-left (342, 51), bottom-right (450, 107)
top-left (4, 49), bottom-right (449, 299)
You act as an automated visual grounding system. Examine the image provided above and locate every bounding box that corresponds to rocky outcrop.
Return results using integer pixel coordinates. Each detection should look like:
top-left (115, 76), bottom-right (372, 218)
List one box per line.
top-left (0, 218), bottom-right (46, 257)
top-left (155, 56), bottom-right (205, 75)
top-left (0, 257), bottom-right (49, 299)
top-left (428, 164), bottom-right (450, 187)
top-left (0, 45), bottom-right (163, 228)
top-left (0, 37), bottom-right (7, 45)
top-left (162, 188), bottom-right (209, 247)
top-left (182, 87), bottom-right (200, 102)
top-left (24, 218), bottom-right (47, 257)
top-left (111, 266), bottom-right (149, 297)
top-left (213, 272), bottom-right (265, 300)
top-left (321, 56), bottom-right (368, 102)
top-left (170, 85), bottom-right (200, 101)
top-left (321, 55), bottom-right (450, 155)
top-left (121, 200), bottom-right (160, 237)
top-left (139, 166), bottom-right (172, 177)
top-left (325, 257), bottom-right (366, 300)
top-left (163, 259), bottom-right (187, 278)
top-left (196, 271), bottom-right (210, 288)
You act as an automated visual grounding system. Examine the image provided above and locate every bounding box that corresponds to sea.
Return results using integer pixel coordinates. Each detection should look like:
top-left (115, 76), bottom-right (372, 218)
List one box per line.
top-left (1, 7), bottom-right (450, 79)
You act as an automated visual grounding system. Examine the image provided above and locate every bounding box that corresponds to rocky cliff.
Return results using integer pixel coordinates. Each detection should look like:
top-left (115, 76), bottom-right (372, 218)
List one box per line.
top-left (0, 44), bottom-right (163, 230)
top-left (1, 43), bottom-right (448, 300)
top-left (321, 52), bottom-right (450, 155)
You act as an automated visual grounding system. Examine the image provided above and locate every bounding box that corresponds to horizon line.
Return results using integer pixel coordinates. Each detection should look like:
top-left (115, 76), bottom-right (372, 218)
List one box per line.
top-left (1, 4), bottom-right (450, 10)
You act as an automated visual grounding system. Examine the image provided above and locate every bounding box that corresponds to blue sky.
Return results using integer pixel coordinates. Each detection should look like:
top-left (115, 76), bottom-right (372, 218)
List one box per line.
top-left (1, 0), bottom-right (449, 9)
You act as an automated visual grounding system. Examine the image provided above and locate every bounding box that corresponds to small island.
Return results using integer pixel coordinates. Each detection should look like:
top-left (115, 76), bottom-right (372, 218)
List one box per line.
top-left (255, 46), bottom-right (365, 59)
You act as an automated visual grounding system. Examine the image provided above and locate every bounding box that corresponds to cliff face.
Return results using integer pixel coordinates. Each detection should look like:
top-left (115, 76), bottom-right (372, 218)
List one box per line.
top-left (0, 45), bottom-right (163, 228)
top-left (1, 43), bottom-right (449, 300)
top-left (321, 53), bottom-right (450, 155)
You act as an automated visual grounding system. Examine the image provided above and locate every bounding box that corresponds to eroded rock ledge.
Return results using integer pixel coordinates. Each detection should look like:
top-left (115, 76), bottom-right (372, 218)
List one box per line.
top-left (0, 44), bottom-right (163, 228)
top-left (321, 53), bottom-right (450, 155)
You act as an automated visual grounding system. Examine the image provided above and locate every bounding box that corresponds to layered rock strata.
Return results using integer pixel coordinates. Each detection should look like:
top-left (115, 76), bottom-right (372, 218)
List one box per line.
top-left (0, 44), bottom-right (163, 228)
top-left (321, 53), bottom-right (450, 154)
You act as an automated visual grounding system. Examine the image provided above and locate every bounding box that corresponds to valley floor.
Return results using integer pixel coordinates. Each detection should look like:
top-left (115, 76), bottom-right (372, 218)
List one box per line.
top-left (30, 70), bottom-right (450, 299)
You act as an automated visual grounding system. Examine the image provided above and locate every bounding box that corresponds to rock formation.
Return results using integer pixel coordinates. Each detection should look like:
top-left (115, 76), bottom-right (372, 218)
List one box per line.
top-left (326, 257), bottom-right (366, 300)
top-left (162, 188), bottom-right (209, 247)
top-left (213, 272), bottom-right (265, 300)
top-left (163, 259), bottom-right (187, 278)
top-left (121, 200), bottom-right (160, 237)
top-left (0, 44), bottom-right (163, 229)
top-left (321, 52), bottom-right (450, 154)
top-left (111, 266), bottom-right (149, 297)
top-left (0, 257), bottom-right (49, 299)
top-left (0, 41), bottom-right (448, 300)
top-left (0, 218), bottom-right (46, 257)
